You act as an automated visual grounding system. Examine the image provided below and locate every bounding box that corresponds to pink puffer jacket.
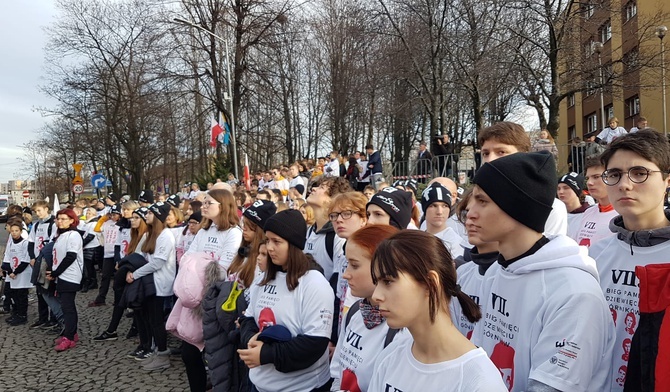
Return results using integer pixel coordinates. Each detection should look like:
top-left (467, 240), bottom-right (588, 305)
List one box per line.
top-left (166, 252), bottom-right (224, 350)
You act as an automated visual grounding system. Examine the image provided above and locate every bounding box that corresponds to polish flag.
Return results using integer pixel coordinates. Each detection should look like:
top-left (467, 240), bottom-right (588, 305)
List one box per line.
top-left (244, 154), bottom-right (251, 191)
top-left (210, 118), bottom-right (224, 147)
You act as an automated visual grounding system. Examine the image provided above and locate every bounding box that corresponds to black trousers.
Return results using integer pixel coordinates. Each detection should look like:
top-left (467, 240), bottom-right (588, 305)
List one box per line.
top-left (182, 341), bottom-right (207, 392)
top-left (95, 257), bottom-right (115, 304)
top-left (138, 295), bottom-right (168, 352)
top-left (58, 291), bottom-right (78, 340)
top-left (106, 268), bottom-right (128, 333)
top-left (2, 280), bottom-right (11, 311)
top-left (6, 284), bottom-right (28, 318)
top-left (83, 248), bottom-right (97, 285)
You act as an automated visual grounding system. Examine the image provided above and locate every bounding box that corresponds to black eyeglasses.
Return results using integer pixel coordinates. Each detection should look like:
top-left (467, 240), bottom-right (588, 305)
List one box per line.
top-left (601, 166), bottom-right (665, 186)
top-left (328, 210), bottom-right (357, 221)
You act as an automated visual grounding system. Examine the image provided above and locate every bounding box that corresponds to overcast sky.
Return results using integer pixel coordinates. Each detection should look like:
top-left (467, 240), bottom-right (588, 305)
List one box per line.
top-left (0, 1), bottom-right (57, 183)
top-left (0, 0), bottom-right (541, 185)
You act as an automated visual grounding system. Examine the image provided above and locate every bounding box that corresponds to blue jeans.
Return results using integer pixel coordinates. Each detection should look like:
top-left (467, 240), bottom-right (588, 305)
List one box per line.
top-left (41, 291), bottom-right (64, 322)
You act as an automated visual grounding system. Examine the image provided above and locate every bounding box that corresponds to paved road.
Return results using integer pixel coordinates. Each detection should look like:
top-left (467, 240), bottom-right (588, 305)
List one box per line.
top-left (0, 228), bottom-right (190, 391)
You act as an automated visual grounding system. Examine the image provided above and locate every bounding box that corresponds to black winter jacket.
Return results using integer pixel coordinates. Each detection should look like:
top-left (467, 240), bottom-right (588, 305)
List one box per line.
top-left (202, 280), bottom-right (249, 392)
top-left (118, 253), bottom-right (156, 309)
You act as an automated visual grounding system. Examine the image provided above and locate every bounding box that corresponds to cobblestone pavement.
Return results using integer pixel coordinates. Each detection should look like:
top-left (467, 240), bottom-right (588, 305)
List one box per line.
top-left (0, 276), bottom-right (189, 391)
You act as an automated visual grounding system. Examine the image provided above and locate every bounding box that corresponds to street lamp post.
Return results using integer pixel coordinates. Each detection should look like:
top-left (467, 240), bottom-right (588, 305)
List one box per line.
top-left (656, 26), bottom-right (668, 137)
top-left (174, 18), bottom-right (239, 179)
top-left (593, 42), bottom-right (606, 131)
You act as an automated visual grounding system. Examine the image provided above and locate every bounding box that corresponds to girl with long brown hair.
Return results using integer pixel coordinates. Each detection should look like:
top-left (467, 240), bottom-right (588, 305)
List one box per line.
top-left (238, 209), bottom-right (334, 392)
top-left (369, 230), bottom-right (506, 391)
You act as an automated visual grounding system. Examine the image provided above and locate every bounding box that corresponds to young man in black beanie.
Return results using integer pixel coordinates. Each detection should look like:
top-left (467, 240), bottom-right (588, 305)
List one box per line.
top-left (467, 151), bottom-right (614, 392)
top-left (420, 183), bottom-right (463, 258)
top-left (366, 187), bottom-right (412, 229)
top-left (478, 121), bottom-right (568, 236)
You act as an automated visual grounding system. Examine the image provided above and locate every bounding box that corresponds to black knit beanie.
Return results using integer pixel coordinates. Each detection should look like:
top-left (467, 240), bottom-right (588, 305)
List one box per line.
top-left (134, 207), bottom-right (149, 223)
top-left (367, 187), bottom-right (413, 229)
top-left (421, 183), bottom-right (453, 212)
top-left (139, 189), bottom-right (154, 204)
top-left (263, 209), bottom-right (307, 250)
top-left (243, 200), bottom-right (277, 230)
top-left (474, 152), bottom-right (556, 233)
top-left (188, 211), bottom-right (202, 223)
top-left (559, 172), bottom-right (585, 198)
top-left (149, 202), bottom-right (171, 223)
top-left (166, 194), bottom-right (181, 208)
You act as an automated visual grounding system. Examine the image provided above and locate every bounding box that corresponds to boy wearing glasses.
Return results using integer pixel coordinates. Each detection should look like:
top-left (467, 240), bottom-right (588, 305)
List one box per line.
top-left (589, 130), bottom-right (670, 391)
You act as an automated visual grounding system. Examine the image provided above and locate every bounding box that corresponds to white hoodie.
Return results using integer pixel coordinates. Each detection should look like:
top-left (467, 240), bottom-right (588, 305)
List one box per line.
top-left (471, 235), bottom-right (615, 392)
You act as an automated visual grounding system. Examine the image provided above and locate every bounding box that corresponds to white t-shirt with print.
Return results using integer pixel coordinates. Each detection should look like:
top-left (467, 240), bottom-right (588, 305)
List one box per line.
top-left (83, 220), bottom-right (100, 249)
top-left (569, 204), bottom-right (618, 248)
top-left (589, 236), bottom-right (670, 391)
top-left (470, 236), bottom-right (614, 392)
top-left (116, 227), bottom-right (132, 258)
top-left (248, 270), bottom-right (334, 392)
top-left (3, 237), bottom-right (32, 289)
top-left (102, 220), bottom-right (119, 258)
top-left (176, 230), bottom-right (196, 264)
top-left (52, 231), bottom-right (84, 285)
top-left (451, 261), bottom-right (499, 339)
top-left (137, 229), bottom-right (176, 297)
top-left (28, 218), bottom-right (56, 256)
top-left (185, 224), bottom-right (242, 272)
top-left (369, 340), bottom-right (507, 392)
top-left (330, 307), bottom-right (408, 392)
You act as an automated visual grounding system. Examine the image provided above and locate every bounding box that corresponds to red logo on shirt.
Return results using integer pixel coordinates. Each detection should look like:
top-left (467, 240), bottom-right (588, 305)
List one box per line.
top-left (52, 248), bottom-right (58, 267)
top-left (11, 257), bottom-right (19, 269)
top-left (341, 369), bottom-right (361, 392)
top-left (258, 308), bottom-right (276, 331)
top-left (122, 240), bottom-right (129, 254)
top-left (491, 341), bottom-right (515, 391)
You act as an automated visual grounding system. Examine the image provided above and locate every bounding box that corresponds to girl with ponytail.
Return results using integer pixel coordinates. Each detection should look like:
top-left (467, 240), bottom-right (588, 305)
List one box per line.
top-left (368, 230), bottom-right (506, 391)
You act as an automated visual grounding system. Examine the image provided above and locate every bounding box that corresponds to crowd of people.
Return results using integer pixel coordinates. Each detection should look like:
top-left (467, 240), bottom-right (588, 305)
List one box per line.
top-left (1, 123), bottom-right (668, 391)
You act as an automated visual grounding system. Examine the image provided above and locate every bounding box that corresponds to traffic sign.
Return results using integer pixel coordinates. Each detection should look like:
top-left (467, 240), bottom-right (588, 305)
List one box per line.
top-left (91, 174), bottom-right (107, 189)
top-left (105, 180), bottom-right (113, 187)
top-left (22, 190), bottom-right (29, 198)
top-left (72, 184), bottom-right (84, 194)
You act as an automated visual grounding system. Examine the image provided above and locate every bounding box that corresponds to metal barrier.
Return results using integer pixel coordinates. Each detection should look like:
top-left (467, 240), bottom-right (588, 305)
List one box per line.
top-left (390, 153), bottom-right (473, 185)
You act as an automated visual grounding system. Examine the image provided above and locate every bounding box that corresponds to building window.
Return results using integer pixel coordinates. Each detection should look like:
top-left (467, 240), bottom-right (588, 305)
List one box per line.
top-left (599, 20), bottom-right (612, 43)
top-left (625, 1), bottom-right (637, 22)
top-left (586, 113), bottom-right (598, 133)
top-left (606, 105), bottom-right (614, 120)
top-left (569, 126), bottom-right (576, 141)
top-left (583, 1), bottom-right (594, 19)
top-left (626, 96), bottom-right (640, 117)
top-left (568, 94), bottom-right (575, 107)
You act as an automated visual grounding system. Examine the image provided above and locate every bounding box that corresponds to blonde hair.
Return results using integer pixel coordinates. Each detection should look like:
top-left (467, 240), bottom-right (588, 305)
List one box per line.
top-left (300, 204), bottom-right (316, 226)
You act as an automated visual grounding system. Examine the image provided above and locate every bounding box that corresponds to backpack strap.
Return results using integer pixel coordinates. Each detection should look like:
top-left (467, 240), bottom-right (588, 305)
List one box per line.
top-left (326, 230), bottom-right (336, 262)
top-left (345, 299), bottom-right (361, 329)
top-left (345, 299), bottom-right (398, 348)
top-left (384, 328), bottom-right (400, 348)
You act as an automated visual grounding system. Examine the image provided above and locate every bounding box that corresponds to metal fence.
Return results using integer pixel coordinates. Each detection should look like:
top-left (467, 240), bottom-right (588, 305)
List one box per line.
top-left (390, 153), bottom-right (476, 185)
top-left (388, 143), bottom-right (595, 187)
